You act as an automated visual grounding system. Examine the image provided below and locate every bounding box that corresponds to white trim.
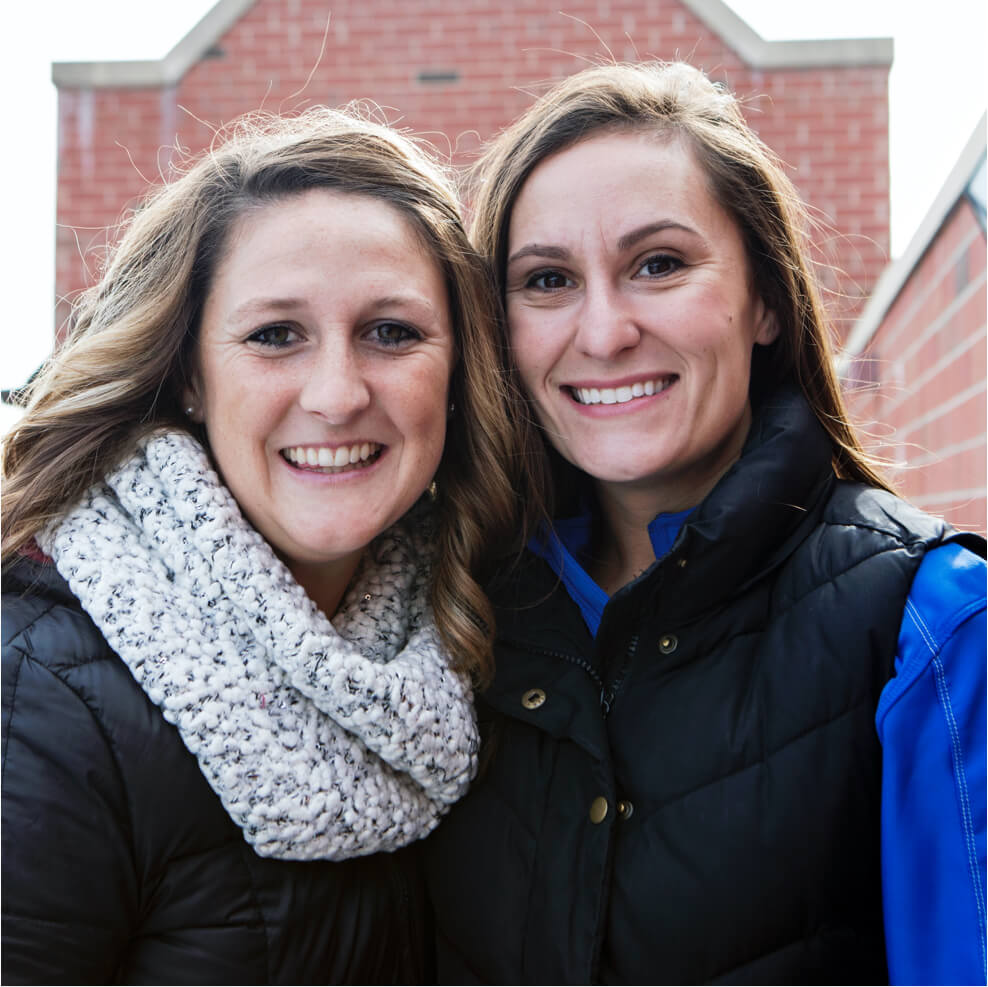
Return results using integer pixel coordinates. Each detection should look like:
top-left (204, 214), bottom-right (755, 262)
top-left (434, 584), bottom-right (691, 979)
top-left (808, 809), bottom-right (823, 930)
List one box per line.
top-left (842, 113), bottom-right (988, 362)
top-left (682, 0), bottom-right (892, 68)
top-left (51, 0), bottom-right (892, 90)
top-left (52, 0), bottom-right (258, 89)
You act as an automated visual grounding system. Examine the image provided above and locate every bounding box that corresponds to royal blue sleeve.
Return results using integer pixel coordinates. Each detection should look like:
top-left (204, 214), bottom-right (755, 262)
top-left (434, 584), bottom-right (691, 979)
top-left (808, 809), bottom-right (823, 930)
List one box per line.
top-left (876, 542), bottom-right (987, 986)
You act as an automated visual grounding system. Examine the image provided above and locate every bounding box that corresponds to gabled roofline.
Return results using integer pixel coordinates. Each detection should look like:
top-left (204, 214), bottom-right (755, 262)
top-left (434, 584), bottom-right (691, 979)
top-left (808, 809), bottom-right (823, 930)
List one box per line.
top-left (52, 0), bottom-right (892, 90)
top-left (53, 0), bottom-right (258, 88)
top-left (842, 112), bottom-right (987, 362)
top-left (684, 0), bottom-right (892, 68)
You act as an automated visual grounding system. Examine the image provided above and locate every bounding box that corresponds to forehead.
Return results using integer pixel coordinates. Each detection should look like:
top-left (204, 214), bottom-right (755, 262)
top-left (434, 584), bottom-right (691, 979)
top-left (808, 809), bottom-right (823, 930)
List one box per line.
top-left (508, 130), bottom-right (734, 246)
top-left (204, 187), bottom-right (449, 306)
top-left (222, 188), bottom-right (432, 266)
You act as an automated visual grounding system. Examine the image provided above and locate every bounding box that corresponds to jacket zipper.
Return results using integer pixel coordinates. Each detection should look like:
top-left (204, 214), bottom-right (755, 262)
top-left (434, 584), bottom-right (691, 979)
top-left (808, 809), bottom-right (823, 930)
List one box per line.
top-left (600, 633), bottom-right (639, 717)
top-left (505, 641), bottom-right (633, 718)
top-left (503, 641), bottom-right (613, 713)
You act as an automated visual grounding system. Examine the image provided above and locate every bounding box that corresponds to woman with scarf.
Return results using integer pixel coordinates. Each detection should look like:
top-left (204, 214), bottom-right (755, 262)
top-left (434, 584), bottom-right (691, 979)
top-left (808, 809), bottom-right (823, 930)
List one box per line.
top-left (425, 62), bottom-right (987, 984)
top-left (1, 107), bottom-right (522, 983)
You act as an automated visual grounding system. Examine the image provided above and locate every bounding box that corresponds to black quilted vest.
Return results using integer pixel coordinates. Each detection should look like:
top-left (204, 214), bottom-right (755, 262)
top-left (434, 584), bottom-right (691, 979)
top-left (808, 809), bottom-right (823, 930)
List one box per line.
top-left (426, 388), bottom-right (972, 984)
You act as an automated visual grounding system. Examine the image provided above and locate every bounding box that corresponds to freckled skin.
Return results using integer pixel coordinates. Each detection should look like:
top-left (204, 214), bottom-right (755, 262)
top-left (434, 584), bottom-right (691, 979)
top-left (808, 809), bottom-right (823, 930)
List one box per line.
top-left (190, 189), bottom-right (454, 613)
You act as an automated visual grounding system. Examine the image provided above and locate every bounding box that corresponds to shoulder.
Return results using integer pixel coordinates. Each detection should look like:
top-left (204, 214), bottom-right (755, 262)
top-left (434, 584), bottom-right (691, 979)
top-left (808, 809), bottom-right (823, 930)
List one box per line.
top-left (2, 556), bottom-right (170, 783)
top-left (879, 543), bottom-right (986, 721)
top-left (791, 482), bottom-right (985, 586)
top-left (3, 557), bottom-right (113, 677)
top-left (772, 485), bottom-right (967, 614)
top-left (2, 556), bottom-right (205, 804)
top-left (822, 483), bottom-right (955, 547)
top-left (903, 541), bottom-right (987, 645)
top-left (3, 555), bottom-right (244, 873)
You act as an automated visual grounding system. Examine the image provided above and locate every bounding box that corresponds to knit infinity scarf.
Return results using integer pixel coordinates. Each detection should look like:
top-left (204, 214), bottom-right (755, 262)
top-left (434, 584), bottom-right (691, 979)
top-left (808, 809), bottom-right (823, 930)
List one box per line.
top-left (40, 430), bottom-right (478, 861)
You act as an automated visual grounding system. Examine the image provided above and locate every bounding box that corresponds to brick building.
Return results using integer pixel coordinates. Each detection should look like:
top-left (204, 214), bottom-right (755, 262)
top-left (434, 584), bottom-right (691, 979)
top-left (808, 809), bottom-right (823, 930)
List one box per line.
top-left (50, 0), bottom-right (984, 531)
top-left (53, 0), bottom-right (893, 333)
top-left (843, 117), bottom-right (987, 533)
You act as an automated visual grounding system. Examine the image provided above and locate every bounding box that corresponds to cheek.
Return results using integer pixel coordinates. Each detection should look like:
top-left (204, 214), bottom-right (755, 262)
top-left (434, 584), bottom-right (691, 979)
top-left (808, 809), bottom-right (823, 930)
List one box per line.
top-left (508, 315), bottom-right (555, 390)
top-left (397, 359), bottom-right (452, 440)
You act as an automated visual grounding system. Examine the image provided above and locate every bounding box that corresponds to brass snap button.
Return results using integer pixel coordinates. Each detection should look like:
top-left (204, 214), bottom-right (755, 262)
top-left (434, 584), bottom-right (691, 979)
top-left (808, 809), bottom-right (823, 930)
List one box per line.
top-left (521, 687), bottom-right (546, 710)
top-left (589, 796), bottom-right (609, 824)
top-left (617, 799), bottom-right (634, 820)
top-left (658, 633), bottom-right (678, 654)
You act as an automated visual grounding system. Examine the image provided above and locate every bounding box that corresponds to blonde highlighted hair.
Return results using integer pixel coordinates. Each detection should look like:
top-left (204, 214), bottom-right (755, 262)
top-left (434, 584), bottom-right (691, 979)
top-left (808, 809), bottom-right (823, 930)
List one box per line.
top-left (468, 60), bottom-right (893, 521)
top-left (2, 105), bottom-right (527, 684)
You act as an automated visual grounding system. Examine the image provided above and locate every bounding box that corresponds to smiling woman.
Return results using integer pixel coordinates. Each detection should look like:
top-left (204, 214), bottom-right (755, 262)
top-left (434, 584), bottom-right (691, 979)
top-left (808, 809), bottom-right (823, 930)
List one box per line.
top-left (424, 60), bottom-right (987, 986)
top-left (0, 107), bottom-right (526, 982)
top-left (505, 130), bottom-right (780, 567)
top-left (190, 189), bottom-right (456, 616)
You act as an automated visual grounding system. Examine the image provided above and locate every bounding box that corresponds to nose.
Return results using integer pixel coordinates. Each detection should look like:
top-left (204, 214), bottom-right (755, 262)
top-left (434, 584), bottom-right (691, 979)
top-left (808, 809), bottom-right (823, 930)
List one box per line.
top-left (298, 337), bottom-right (371, 424)
top-left (573, 280), bottom-right (641, 361)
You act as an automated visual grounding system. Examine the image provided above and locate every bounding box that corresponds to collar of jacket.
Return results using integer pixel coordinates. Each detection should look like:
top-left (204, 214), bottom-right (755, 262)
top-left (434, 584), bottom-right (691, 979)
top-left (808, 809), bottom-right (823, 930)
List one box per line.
top-left (658, 384), bottom-right (835, 622)
top-left (486, 386), bottom-right (835, 696)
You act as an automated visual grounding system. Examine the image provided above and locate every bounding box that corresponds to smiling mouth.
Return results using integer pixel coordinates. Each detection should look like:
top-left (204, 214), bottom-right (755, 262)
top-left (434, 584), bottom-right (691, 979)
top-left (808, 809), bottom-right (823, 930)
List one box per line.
top-left (568, 376), bottom-right (677, 406)
top-left (281, 442), bottom-right (383, 473)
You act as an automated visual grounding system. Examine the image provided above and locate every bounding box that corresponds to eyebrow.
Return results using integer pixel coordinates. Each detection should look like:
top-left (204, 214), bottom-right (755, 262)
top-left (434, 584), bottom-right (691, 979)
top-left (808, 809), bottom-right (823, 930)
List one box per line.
top-left (506, 243), bottom-right (570, 265)
top-left (507, 220), bottom-right (698, 266)
top-left (224, 293), bottom-right (440, 325)
top-left (616, 220), bottom-right (697, 251)
top-left (226, 297), bottom-right (306, 322)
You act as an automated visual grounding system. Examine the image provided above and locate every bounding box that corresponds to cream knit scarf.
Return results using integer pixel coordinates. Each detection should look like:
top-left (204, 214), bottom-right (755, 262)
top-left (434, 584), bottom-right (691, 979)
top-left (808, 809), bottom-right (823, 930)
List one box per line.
top-left (40, 430), bottom-right (478, 861)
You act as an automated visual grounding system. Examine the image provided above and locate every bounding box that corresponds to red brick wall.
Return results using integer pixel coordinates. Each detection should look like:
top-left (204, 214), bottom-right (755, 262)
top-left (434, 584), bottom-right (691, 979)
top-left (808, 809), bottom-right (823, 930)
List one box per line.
top-left (54, 0), bottom-right (890, 335)
top-left (844, 198), bottom-right (987, 533)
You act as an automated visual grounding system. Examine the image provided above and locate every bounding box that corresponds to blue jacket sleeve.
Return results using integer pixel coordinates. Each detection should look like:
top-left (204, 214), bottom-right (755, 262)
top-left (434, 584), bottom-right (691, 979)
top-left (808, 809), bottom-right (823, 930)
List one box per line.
top-left (876, 542), bottom-right (987, 986)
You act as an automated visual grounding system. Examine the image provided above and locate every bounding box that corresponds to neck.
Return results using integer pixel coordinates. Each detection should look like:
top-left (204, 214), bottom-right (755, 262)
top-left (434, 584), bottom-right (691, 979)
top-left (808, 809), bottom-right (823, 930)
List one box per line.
top-left (588, 485), bottom-right (667, 595)
top-left (587, 413), bottom-right (753, 593)
top-left (286, 550), bottom-right (364, 618)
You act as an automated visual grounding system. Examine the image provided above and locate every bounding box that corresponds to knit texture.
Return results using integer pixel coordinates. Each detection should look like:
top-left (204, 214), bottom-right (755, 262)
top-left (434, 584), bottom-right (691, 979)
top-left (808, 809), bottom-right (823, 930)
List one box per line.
top-left (40, 430), bottom-right (478, 861)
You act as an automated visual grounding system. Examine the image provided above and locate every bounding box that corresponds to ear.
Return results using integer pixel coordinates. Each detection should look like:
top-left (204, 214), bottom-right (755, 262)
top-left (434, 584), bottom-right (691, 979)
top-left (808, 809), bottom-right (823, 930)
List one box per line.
top-left (753, 300), bottom-right (780, 347)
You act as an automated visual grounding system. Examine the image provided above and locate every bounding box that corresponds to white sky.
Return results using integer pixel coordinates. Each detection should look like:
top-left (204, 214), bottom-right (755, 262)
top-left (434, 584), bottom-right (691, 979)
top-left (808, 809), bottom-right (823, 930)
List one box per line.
top-left (1, 0), bottom-right (985, 427)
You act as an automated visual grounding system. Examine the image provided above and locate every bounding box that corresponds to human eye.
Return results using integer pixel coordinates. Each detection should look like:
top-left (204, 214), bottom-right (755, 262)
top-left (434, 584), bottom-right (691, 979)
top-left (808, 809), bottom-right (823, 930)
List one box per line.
top-left (635, 253), bottom-right (682, 278)
top-left (525, 269), bottom-right (573, 292)
top-left (246, 324), bottom-right (300, 348)
top-left (368, 321), bottom-right (422, 348)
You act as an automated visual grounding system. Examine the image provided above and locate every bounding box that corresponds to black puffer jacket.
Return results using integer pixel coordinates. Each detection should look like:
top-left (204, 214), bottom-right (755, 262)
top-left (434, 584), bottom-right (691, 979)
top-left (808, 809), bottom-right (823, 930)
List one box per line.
top-left (1, 557), bottom-right (429, 985)
top-left (425, 388), bottom-right (978, 984)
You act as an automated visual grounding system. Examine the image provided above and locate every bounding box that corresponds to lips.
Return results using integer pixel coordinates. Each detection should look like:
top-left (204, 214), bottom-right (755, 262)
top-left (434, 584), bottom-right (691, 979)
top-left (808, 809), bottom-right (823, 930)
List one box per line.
top-left (281, 442), bottom-right (382, 471)
top-left (568, 376), bottom-right (676, 406)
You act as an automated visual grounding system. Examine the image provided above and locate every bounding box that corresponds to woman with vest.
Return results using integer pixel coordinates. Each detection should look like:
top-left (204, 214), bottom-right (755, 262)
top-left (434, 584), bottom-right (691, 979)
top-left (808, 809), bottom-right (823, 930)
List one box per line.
top-left (1, 107), bottom-right (523, 982)
top-left (425, 61), bottom-right (987, 984)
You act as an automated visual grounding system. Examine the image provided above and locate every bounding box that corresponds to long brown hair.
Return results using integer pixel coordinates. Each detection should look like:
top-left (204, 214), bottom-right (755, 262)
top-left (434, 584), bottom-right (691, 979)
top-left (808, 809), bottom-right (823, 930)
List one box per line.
top-left (468, 60), bottom-right (893, 523)
top-left (2, 106), bottom-right (526, 684)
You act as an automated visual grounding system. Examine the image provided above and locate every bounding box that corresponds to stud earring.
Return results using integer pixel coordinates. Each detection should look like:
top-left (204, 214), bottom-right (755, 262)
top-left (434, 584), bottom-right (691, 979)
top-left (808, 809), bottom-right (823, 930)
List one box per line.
top-left (428, 480), bottom-right (438, 501)
top-left (447, 400), bottom-right (455, 416)
top-left (184, 405), bottom-right (196, 417)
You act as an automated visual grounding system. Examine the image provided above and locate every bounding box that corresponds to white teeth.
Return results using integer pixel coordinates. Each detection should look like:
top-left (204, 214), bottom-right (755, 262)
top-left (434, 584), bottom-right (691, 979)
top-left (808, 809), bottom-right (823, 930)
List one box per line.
top-left (284, 443), bottom-right (381, 469)
top-left (571, 377), bottom-right (672, 405)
